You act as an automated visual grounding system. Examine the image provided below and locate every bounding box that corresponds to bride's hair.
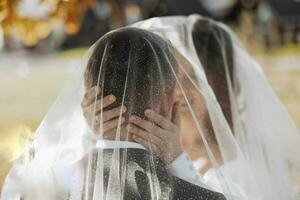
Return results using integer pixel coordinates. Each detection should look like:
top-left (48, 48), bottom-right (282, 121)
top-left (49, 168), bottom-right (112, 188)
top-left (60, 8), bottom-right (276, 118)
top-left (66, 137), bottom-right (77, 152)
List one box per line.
top-left (192, 19), bottom-right (234, 130)
top-left (84, 28), bottom-right (178, 118)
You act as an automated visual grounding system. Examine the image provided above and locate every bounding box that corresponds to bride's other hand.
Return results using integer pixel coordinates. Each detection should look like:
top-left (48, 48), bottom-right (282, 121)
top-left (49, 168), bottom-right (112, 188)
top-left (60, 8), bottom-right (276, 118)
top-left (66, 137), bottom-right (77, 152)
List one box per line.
top-left (129, 102), bottom-right (182, 165)
top-left (81, 86), bottom-right (127, 140)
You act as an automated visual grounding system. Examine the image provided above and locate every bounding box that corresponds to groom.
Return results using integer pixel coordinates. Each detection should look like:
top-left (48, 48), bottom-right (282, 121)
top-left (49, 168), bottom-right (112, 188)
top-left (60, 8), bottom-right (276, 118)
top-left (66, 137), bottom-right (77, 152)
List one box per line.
top-left (80, 28), bottom-right (226, 199)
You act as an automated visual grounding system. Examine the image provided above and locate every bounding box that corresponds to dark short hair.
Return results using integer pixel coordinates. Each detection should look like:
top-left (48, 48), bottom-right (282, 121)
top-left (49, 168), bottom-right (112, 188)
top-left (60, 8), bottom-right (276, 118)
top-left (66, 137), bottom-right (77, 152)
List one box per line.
top-left (85, 28), bottom-right (178, 118)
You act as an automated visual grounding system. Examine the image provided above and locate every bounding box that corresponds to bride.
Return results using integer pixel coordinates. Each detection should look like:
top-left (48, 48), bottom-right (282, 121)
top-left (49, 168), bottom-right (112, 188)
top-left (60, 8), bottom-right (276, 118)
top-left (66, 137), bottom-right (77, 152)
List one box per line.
top-left (131, 14), bottom-right (300, 199)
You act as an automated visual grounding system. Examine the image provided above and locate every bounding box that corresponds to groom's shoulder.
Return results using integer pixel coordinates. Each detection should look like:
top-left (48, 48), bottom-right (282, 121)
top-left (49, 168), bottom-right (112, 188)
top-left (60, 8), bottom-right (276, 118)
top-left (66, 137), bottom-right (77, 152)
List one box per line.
top-left (76, 148), bottom-right (226, 200)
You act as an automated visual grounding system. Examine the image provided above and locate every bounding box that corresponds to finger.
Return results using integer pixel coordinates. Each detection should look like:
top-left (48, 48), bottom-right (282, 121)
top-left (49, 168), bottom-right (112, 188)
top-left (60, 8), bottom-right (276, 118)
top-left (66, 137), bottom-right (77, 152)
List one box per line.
top-left (84, 94), bottom-right (116, 117)
top-left (144, 109), bottom-right (174, 130)
top-left (129, 124), bottom-right (163, 145)
top-left (103, 117), bottom-right (125, 132)
top-left (93, 117), bottom-right (125, 134)
top-left (103, 125), bottom-right (129, 140)
top-left (129, 116), bottom-right (162, 134)
top-left (97, 106), bottom-right (126, 123)
top-left (92, 125), bottom-right (128, 140)
top-left (81, 86), bottom-right (101, 107)
top-left (132, 135), bottom-right (161, 155)
top-left (171, 101), bottom-right (181, 126)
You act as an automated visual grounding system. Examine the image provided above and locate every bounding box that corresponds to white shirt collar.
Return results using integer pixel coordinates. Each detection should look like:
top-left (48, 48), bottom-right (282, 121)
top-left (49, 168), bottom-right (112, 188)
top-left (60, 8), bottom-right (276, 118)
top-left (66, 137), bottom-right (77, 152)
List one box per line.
top-left (95, 140), bottom-right (146, 150)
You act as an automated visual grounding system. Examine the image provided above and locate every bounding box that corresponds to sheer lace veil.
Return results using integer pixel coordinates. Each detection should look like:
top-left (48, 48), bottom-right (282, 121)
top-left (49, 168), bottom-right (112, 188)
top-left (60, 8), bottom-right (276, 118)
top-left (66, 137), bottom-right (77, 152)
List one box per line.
top-left (2, 15), bottom-right (299, 200)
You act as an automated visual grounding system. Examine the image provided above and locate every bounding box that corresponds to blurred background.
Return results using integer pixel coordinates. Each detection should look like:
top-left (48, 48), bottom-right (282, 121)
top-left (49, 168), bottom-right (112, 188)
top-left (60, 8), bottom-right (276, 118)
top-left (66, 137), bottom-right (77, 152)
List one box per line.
top-left (0, 0), bottom-right (299, 192)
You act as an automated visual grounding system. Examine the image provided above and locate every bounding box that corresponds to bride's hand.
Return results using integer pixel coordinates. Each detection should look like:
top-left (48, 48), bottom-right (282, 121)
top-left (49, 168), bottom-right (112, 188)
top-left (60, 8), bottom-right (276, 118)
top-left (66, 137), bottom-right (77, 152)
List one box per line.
top-left (129, 102), bottom-right (182, 165)
top-left (81, 86), bottom-right (127, 140)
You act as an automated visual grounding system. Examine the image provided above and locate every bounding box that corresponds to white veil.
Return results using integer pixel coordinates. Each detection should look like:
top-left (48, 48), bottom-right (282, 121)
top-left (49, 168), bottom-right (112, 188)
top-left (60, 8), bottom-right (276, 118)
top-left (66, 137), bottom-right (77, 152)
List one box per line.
top-left (2, 15), bottom-right (297, 200)
top-left (131, 14), bottom-right (300, 199)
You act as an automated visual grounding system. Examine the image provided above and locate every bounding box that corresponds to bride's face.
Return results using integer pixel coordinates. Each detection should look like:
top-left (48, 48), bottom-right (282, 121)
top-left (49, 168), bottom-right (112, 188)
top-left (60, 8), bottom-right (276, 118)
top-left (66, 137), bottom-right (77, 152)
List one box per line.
top-left (173, 51), bottom-right (212, 160)
top-left (176, 84), bottom-right (208, 151)
top-left (172, 49), bottom-right (208, 120)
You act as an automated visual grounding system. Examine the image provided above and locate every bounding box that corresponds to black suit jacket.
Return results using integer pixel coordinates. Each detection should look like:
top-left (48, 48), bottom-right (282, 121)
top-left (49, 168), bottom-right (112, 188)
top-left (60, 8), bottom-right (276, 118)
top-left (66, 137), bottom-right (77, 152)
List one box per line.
top-left (79, 148), bottom-right (226, 200)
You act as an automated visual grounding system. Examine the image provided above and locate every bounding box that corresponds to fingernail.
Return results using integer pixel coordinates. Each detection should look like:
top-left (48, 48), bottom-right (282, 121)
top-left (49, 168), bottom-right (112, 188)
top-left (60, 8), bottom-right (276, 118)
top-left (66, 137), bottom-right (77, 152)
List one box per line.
top-left (145, 109), bottom-right (152, 115)
top-left (109, 95), bottom-right (115, 101)
top-left (130, 116), bottom-right (139, 121)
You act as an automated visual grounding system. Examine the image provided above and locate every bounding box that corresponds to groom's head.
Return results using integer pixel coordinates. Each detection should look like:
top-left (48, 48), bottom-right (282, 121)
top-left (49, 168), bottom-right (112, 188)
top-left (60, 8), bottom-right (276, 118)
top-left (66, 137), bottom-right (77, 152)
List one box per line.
top-left (84, 28), bottom-right (178, 120)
